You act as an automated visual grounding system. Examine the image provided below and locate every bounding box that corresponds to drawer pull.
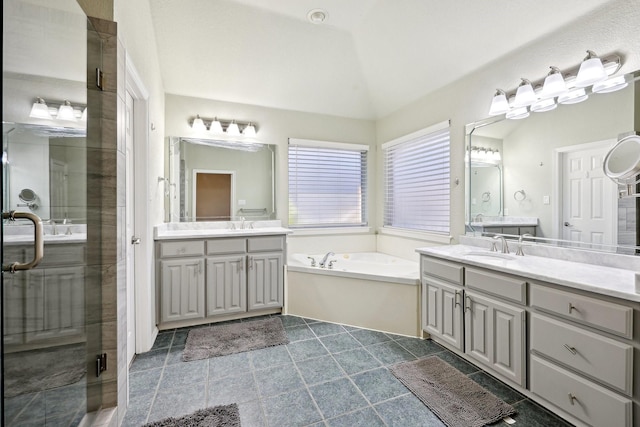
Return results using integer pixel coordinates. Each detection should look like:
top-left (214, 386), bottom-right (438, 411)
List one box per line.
top-left (454, 290), bottom-right (461, 307)
top-left (568, 303), bottom-right (578, 314)
top-left (563, 344), bottom-right (577, 355)
top-left (568, 393), bottom-right (578, 405)
top-left (465, 295), bottom-right (472, 312)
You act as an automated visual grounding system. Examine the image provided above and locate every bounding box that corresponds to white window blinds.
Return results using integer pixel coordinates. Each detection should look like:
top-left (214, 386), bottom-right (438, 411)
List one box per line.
top-left (288, 139), bottom-right (368, 228)
top-left (382, 121), bottom-right (450, 233)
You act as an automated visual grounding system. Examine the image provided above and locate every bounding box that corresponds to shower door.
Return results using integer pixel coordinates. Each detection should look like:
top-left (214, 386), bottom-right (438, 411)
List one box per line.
top-left (2, 0), bottom-right (101, 425)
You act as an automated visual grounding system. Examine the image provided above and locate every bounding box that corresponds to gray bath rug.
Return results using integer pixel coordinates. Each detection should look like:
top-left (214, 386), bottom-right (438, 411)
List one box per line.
top-left (143, 404), bottom-right (241, 427)
top-left (183, 317), bottom-right (289, 361)
top-left (4, 343), bottom-right (86, 397)
top-left (390, 356), bottom-right (515, 427)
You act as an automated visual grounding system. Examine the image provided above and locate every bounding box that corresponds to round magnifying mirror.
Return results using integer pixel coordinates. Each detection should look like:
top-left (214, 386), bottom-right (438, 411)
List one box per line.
top-left (603, 134), bottom-right (640, 182)
top-left (18, 188), bottom-right (38, 203)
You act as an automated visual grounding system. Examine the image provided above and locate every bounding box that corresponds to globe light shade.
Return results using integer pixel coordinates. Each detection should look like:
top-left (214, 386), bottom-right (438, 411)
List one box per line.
top-left (512, 79), bottom-right (537, 108)
top-left (488, 90), bottom-right (509, 116)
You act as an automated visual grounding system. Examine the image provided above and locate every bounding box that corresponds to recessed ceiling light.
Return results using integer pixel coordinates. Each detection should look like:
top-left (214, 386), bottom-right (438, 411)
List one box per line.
top-left (307, 9), bottom-right (327, 24)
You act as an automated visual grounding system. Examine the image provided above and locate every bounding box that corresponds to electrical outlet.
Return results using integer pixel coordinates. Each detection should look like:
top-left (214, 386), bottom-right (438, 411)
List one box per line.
top-left (238, 199), bottom-right (246, 206)
top-left (543, 195), bottom-right (550, 205)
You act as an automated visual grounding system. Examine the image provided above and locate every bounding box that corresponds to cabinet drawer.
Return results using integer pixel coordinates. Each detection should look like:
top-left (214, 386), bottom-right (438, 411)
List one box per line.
top-left (247, 236), bottom-right (284, 252)
top-left (531, 314), bottom-right (633, 395)
top-left (421, 256), bottom-right (463, 284)
top-left (530, 356), bottom-right (631, 427)
top-left (159, 240), bottom-right (205, 258)
top-left (206, 238), bottom-right (246, 255)
top-left (465, 268), bottom-right (526, 304)
top-left (530, 284), bottom-right (633, 338)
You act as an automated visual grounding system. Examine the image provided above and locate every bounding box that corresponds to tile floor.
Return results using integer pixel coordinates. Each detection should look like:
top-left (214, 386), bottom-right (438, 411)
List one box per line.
top-left (122, 315), bottom-right (573, 427)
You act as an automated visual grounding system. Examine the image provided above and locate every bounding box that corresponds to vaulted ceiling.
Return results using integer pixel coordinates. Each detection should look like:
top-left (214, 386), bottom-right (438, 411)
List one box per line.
top-left (149, 0), bottom-right (615, 119)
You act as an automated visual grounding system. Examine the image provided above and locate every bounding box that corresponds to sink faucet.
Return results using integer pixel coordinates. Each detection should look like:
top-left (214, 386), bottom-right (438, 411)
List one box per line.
top-left (240, 217), bottom-right (245, 229)
top-left (319, 252), bottom-right (335, 268)
top-left (492, 235), bottom-right (509, 254)
top-left (46, 219), bottom-right (59, 236)
top-left (516, 233), bottom-right (532, 256)
top-left (474, 213), bottom-right (484, 223)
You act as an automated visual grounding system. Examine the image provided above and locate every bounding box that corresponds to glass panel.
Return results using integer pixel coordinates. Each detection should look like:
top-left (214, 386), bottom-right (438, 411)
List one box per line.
top-left (2, 0), bottom-right (100, 424)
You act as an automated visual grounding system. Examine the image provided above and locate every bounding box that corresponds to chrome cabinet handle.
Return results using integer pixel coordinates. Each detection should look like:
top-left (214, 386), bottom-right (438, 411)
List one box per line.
top-left (454, 290), bottom-right (461, 307)
top-left (563, 344), bottom-right (577, 355)
top-left (2, 211), bottom-right (44, 273)
top-left (249, 256), bottom-right (253, 270)
top-left (568, 303), bottom-right (578, 314)
top-left (568, 393), bottom-right (578, 405)
top-left (465, 295), bottom-right (472, 312)
top-left (131, 237), bottom-right (141, 245)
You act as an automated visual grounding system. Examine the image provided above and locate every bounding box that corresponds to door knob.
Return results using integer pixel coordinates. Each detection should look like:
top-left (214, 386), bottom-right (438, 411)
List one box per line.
top-left (564, 222), bottom-right (572, 227)
top-left (131, 237), bottom-right (141, 245)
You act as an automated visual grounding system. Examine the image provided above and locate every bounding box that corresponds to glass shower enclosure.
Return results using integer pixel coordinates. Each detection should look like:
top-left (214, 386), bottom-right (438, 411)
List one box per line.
top-left (2, 0), bottom-right (103, 424)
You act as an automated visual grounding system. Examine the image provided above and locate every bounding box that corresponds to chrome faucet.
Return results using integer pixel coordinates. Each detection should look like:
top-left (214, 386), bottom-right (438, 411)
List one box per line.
top-left (516, 233), bottom-right (532, 256)
top-left (319, 252), bottom-right (335, 268)
top-left (474, 213), bottom-right (484, 223)
top-left (240, 217), bottom-right (245, 229)
top-left (46, 219), bottom-right (59, 235)
top-left (492, 235), bottom-right (509, 254)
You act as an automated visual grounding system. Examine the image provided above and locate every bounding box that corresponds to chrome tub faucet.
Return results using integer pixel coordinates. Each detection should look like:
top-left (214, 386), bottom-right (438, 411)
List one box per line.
top-left (319, 252), bottom-right (335, 268)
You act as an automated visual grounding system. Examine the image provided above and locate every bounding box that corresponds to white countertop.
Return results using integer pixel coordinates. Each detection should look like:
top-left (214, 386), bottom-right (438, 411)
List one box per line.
top-left (469, 216), bottom-right (538, 228)
top-left (417, 244), bottom-right (640, 303)
top-left (154, 220), bottom-right (291, 240)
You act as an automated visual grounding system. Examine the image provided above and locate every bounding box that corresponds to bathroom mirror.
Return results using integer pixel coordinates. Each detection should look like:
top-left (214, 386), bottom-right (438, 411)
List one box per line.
top-left (166, 136), bottom-right (276, 222)
top-left (604, 134), bottom-right (640, 181)
top-left (466, 69), bottom-right (639, 254)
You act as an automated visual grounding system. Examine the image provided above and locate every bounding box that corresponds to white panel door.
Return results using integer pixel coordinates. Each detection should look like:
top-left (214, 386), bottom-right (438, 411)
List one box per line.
top-left (562, 144), bottom-right (616, 246)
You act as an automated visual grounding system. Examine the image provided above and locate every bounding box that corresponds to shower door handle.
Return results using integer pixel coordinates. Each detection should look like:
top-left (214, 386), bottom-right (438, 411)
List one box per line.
top-left (2, 211), bottom-right (44, 273)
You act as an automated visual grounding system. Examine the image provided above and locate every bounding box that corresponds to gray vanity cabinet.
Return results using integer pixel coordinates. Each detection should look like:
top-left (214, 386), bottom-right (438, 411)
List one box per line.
top-left (206, 255), bottom-right (246, 316)
top-left (160, 257), bottom-right (205, 323)
top-left (248, 253), bottom-right (284, 311)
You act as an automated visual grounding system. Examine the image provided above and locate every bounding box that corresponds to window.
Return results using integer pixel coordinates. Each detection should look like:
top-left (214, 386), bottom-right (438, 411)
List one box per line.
top-left (288, 139), bottom-right (368, 228)
top-left (383, 121), bottom-right (450, 234)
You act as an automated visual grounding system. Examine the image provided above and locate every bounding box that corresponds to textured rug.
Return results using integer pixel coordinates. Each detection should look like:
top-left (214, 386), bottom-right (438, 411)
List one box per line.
top-left (390, 356), bottom-right (515, 427)
top-left (143, 404), bottom-right (241, 427)
top-left (183, 317), bottom-right (289, 362)
top-left (4, 344), bottom-right (86, 397)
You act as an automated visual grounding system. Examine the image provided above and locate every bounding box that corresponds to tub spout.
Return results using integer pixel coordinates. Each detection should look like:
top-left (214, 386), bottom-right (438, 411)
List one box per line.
top-left (319, 252), bottom-right (335, 268)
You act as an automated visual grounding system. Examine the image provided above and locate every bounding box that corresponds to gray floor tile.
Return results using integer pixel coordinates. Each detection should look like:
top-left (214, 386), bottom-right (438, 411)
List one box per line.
top-left (326, 407), bottom-right (386, 427)
top-left (349, 329), bottom-right (393, 346)
top-left (395, 337), bottom-right (446, 358)
top-left (262, 389), bottom-right (323, 427)
top-left (308, 322), bottom-right (346, 337)
top-left (303, 318), bottom-right (322, 325)
top-left (129, 367), bottom-right (162, 399)
top-left (278, 315), bottom-right (307, 328)
top-left (351, 368), bottom-right (409, 404)
top-left (254, 363), bottom-right (305, 397)
top-left (151, 331), bottom-right (174, 350)
top-left (366, 341), bottom-right (416, 365)
top-left (121, 393), bottom-right (153, 427)
top-left (333, 348), bottom-right (382, 375)
top-left (207, 372), bottom-right (259, 405)
top-left (320, 333), bottom-right (362, 354)
top-left (434, 352), bottom-right (481, 374)
top-left (250, 345), bottom-right (292, 370)
top-left (172, 330), bottom-right (189, 347)
top-left (469, 371), bottom-right (525, 405)
top-left (286, 325), bottom-right (317, 342)
top-left (287, 339), bottom-right (329, 361)
top-left (296, 355), bottom-right (345, 385)
top-left (375, 394), bottom-right (445, 427)
top-left (130, 348), bottom-right (168, 372)
top-left (43, 382), bottom-right (85, 419)
top-left (237, 399), bottom-right (266, 427)
top-left (165, 345), bottom-right (185, 365)
top-left (9, 393), bottom-right (45, 425)
top-left (4, 392), bottom-right (40, 424)
top-left (209, 351), bottom-right (252, 379)
top-left (308, 378), bottom-right (369, 419)
top-left (147, 383), bottom-right (207, 423)
top-left (158, 360), bottom-right (208, 389)
top-left (508, 399), bottom-right (574, 427)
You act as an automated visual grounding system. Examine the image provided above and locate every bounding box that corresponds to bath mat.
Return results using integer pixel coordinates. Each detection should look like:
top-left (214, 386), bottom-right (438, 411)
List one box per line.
top-left (143, 404), bottom-right (241, 427)
top-left (183, 317), bottom-right (289, 361)
top-left (4, 343), bottom-right (86, 397)
top-left (390, 356), bottom-right (515, 427)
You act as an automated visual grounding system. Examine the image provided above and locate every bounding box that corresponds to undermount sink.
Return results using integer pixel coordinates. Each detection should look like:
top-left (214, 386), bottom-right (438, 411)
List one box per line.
top-left (461, 251), bottom-right (516, 260)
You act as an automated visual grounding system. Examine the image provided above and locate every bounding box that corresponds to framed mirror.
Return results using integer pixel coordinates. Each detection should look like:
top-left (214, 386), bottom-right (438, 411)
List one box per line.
top-left (466, 70), bottom-right (639, 254)
top-left (166, 136), bottom-right (276, 222)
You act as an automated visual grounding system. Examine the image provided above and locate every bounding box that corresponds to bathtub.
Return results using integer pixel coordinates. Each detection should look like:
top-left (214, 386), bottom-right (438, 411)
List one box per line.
top-left (286, 252), bottom-right (421, 336)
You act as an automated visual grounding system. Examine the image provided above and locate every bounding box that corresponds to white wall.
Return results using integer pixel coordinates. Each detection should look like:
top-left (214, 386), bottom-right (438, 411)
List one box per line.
top-left (375, 0), bottom-right (640, 255)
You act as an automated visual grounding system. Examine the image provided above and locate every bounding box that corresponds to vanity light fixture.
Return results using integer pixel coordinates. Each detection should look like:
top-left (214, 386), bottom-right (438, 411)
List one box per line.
top-left (29, 97), bottom-right (53, 119)
top-left (506, 106), bottom-right (530, 120)
top-left (530, 97), bottom-right (557, 113)
top-left (189, 115), bottom-right (259, 137)
top-left (541, 67), bottom-right (568, 98)
top-left (488, 89), bottom-right (510, 116)
top-left (468, 146), bottom-right (501, 164)
top-left (513, 79), bottom-right (537, 108)
top-left (56, 100), bottom-right (77, 121)
top-left (574, 50), bottom-right (608, 88)
top-left (80, 107), bottom-right (87, 122)
top-left (592, 74), bottom-right (629, 94)
top-left (558, 87), bottom-right (588, 105)
top-left (29, 97), bottom-right (87, 122)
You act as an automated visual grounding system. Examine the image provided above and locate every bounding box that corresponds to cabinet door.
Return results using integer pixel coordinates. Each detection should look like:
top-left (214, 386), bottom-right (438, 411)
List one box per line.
top-left (3, 273), bottom-right (24, 345)
top-left (465, 291), bottom-right (526, 386)
top-left (24, 266), bottom-right (85, 343)
top-left (423, 277), bottom-right (463, 351)
top-left (247, 252), bottom-right (283, 311)
top-left (161, 258), bottom-right (205, 323)
top-left (206, 255), bottom-right (247, 317)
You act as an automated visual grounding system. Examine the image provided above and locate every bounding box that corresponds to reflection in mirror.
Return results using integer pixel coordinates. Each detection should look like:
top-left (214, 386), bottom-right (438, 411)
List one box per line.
top-left (3, 123), bottom-right (86, 223)
top-left (166, 137), bottom-right (276, 222)
top-left (466, 70), bottom-right (639, 255)
top-left (604, 133), bottom-right (640, 198)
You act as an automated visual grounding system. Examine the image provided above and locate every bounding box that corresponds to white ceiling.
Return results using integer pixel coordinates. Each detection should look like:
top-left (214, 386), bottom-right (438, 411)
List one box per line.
top-left (149, 0), bottom-right (615, 120)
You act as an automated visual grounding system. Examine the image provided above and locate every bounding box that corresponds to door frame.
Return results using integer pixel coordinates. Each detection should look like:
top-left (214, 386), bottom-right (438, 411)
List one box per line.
top-left (552, 138), bottom-right (618, 244)
top-left (125, 53), bottom-right (155, 354)
top-left (191, 169), bottom-right (235, 221)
